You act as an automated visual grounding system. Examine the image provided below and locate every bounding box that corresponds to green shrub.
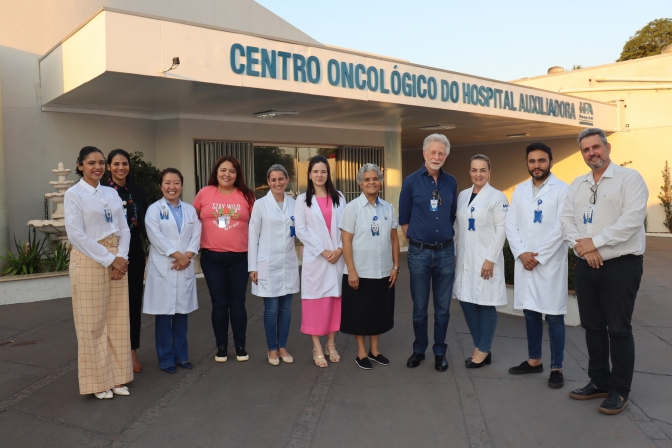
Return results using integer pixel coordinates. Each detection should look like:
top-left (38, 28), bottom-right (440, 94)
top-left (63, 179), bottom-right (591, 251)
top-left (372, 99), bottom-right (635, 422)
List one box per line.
top-left (0, 230), bottom-right (48, 275)
top-left (503, 240), bottom-right (576, 291)
top-left (43, 240), bottom-right (72, 272)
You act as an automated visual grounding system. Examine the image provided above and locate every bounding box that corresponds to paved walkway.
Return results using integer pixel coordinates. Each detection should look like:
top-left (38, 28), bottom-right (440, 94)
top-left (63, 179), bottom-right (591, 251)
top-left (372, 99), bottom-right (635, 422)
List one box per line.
top-left (1, 237), bottom-right (671, 448)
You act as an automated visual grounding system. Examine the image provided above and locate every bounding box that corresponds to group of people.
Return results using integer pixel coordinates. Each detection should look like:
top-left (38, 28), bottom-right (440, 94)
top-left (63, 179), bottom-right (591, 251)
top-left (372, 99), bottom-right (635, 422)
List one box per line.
top-left (401, 129), bottom-right (647, 416)
top-left (64, 126), bottom-right (647, 416)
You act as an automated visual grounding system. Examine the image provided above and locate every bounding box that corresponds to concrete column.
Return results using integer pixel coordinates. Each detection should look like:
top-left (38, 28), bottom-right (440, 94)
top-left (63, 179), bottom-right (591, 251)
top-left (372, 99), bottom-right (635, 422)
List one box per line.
top-left (0, 64), bottom-right (8, 267)
top-left (384, 128), bottom-right (406, 249)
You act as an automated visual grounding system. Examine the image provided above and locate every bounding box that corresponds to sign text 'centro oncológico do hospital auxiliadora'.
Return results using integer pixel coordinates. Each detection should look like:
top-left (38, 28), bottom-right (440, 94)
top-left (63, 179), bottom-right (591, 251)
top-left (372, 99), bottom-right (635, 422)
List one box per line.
top-left (230, 43), bottom-right (595, 124)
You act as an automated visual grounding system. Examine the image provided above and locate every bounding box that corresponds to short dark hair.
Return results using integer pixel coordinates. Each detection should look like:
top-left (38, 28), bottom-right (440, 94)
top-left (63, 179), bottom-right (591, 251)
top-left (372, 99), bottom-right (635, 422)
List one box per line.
top-left (160, 167), bottom-right (184, 184)
top-left (525, 142), bottom-right (553, 161)
top-left (106, 148), bottom-right (131, 166)
top-left (75, 146), bottom-right (104, 177)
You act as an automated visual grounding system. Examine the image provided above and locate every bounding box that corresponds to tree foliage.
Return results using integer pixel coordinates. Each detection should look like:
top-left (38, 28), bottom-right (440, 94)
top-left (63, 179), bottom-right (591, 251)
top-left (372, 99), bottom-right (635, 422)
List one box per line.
top-left (618, 18), bottom-right (672, 61)
top-left (659, 160), bottom-right (672, 233)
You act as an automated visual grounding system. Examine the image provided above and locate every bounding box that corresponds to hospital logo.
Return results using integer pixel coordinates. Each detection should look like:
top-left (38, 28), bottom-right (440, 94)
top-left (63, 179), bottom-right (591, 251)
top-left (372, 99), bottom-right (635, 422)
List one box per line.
top-left (579, 102), bottom-right (594, 126)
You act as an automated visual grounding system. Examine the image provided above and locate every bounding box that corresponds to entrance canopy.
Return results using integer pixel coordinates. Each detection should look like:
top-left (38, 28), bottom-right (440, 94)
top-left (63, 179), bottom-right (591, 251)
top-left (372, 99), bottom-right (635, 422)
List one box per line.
top-left (40, 10), bottom-right (617, 148)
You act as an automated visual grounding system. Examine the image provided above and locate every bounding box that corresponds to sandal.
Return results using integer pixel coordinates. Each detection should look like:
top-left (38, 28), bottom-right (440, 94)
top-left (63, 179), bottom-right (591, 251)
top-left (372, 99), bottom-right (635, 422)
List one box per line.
top-left (313, 348), bottom-right (328, 368)
top-left (325, 343), bottom-right (340, 363)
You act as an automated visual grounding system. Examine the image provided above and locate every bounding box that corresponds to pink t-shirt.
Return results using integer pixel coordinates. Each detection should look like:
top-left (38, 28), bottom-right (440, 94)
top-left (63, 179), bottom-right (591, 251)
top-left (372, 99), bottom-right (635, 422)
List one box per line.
top-left (316, 196), bottom-right (332, 234)
top-left (193, 186), bottom-right (252, 252)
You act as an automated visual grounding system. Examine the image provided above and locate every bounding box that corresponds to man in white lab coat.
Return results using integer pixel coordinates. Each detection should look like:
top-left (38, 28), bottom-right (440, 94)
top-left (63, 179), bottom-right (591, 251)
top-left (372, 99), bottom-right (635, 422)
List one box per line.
top-left (505, 142), bottom-right (569, 389)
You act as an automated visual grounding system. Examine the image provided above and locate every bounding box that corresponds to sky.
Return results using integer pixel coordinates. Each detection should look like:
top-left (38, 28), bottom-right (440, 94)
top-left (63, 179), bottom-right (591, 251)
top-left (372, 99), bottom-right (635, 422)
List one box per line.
top-left (255, 0), bottom-right (671, 82)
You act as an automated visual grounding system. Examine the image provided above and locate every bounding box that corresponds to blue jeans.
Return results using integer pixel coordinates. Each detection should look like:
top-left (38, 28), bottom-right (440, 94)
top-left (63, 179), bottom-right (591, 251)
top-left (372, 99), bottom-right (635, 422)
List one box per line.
top-left (200, 250), bottom-right (249, 349)
top-left (460, 302), bottom-right (497, 353)
top-left (263, 294), bottom-right (293, 351)
top-left (524, 309), bottom-right (565, 369)
top-left (408, 244), bottom-right (455, 355)
top-left (155, 314), bottom-right (188, 369)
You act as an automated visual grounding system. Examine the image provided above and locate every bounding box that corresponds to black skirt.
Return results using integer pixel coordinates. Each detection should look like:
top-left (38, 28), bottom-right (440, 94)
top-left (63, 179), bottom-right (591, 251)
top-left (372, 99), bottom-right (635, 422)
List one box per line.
top-left (340, 275), bottom-right (395, 335)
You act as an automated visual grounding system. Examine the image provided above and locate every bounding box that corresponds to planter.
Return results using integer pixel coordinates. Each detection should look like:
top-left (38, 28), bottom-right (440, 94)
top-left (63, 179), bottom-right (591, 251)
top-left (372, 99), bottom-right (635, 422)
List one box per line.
top-left (0, 271), bottom-right (71, 305)
top-left (497, 285), bottom-right (581, 326)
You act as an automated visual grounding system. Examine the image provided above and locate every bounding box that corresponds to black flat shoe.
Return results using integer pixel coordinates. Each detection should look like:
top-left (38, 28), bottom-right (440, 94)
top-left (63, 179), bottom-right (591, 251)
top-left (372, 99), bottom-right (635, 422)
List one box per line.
top-left (355, 357), bottom-right (373, 370)
top-left (162, 366), bottom-right (177, 374)
top-left (435, 355), bottom-right (449, 372)
top-left (599, 393), bottom-right (628, 415)
top-left (508, 360), bottom-right (543, 375)
top-left (368, 351), bottom-right (390, 366)
top-left (407, 352), bottom-right (425, 368)
top-left (464, 357), bottom-right (472, 365)
top-left (176, 361), bottom-right (193, 369)
top-left (569, 382), bottom-right (609, 400)
top-left (465, 352), bottom-right (491, 369)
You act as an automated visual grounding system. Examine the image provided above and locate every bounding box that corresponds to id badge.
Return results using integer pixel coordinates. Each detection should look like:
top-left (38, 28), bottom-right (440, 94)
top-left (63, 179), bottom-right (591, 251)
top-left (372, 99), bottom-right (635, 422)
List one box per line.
top-left (160, 207), bottom-right (169, 220)
top-left (468, 207), bottom-right (476, 231)
top-left (430, 199), bottom-right (439, 212)
top-left (533, 199), bottom-right (543, 224)
top-left (104, 207), bottom-right (113, 223)
top-left (290, 216), bottom-right (296, 237)
top-left (583, 207), bottom-right (594, 236)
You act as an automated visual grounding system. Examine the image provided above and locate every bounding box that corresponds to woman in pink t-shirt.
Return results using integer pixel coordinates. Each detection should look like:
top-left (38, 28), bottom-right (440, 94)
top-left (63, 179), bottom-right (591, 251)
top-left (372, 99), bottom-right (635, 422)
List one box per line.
top-left (193, 155), bottom-right (255, 363)
top-left (294, 155), bottom-right (346, 368)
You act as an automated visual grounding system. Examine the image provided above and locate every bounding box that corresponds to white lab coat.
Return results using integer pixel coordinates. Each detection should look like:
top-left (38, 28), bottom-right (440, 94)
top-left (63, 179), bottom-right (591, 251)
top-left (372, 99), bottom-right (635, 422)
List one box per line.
top-left (505, 174), bottom-right (569, 314)
top-left (143, 198), bottom-right (202, 315)
top-left (453, 183), bottom-right (508, 306)
top-left (248, 191), bottom-right (300, 297)
top-left (294, 192), bottom-right (346, 299)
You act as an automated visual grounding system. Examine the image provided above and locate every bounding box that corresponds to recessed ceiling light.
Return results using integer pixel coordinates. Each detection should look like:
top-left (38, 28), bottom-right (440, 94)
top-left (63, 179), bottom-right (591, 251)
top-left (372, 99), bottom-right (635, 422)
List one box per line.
top-left (419, 124), bottom-right (456, 130)
top-left (507, 133), bottom-right (530, 138)
top-left (253, 110), bottom-right (299, 119)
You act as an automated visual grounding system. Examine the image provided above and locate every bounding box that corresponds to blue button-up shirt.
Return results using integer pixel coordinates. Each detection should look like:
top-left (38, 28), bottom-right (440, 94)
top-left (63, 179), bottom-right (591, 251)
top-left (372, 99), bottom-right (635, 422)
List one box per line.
top-left (398, 164), bottom-right (457, 244)
top-left (166, 200), bottom-right (183, 233)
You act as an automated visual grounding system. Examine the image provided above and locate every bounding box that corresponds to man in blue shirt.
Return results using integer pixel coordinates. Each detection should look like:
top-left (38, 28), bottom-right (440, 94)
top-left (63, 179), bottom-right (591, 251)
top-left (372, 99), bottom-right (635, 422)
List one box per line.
top-left (399, 134), bottom-right (458, 372)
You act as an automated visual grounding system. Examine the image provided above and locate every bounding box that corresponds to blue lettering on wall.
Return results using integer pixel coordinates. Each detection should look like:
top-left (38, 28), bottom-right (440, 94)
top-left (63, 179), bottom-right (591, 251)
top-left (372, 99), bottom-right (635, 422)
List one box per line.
top-left (231, 43), bottom-right (245, 74)
top-left (261, 49), bottom-right (276, 78)
top-left (246, 46), bottom-right (260, 77)
top-left (227, 43), bottom-right (585, 123)
top-left (327, 59), bottom-right (340, 86)
top-left (278, 51), bottom-right (291, 80)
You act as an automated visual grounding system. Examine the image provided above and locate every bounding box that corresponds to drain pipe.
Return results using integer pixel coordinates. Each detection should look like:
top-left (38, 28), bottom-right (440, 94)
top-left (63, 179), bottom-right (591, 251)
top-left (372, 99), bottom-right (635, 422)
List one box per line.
top-left (0, 65), bottom-right (8, 267)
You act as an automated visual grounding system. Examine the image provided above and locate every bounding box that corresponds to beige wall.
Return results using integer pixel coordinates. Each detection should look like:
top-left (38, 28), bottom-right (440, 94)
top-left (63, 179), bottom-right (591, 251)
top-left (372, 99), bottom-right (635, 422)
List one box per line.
top-left (514, 53), bottom-right (672, 233)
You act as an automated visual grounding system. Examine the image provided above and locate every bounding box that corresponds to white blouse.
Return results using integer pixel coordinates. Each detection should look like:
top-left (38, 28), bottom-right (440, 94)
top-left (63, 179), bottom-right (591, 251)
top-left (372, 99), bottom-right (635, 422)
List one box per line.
top-left (64, 179), bottom-right (131, 267)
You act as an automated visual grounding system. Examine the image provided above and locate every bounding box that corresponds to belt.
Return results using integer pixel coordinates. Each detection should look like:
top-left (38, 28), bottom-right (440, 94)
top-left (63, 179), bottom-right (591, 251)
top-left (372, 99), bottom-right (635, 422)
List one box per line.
top-left (408, 238), bottom-right (453, 250)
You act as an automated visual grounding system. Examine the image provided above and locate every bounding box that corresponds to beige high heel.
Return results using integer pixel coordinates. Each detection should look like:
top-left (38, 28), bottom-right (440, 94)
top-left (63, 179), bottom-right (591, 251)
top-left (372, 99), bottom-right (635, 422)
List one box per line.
top-left (325, 343), bottom-right (340, 363)
top-left (313, 347), bottom-right (328, 368)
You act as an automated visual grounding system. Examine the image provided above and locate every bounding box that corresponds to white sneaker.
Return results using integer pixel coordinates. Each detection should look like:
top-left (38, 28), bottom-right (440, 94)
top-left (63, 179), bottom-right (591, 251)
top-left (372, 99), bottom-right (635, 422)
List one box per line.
top-left (94, 390), bottom-right (113, 399)
top-left (111, 386), bottom-right (130, 396)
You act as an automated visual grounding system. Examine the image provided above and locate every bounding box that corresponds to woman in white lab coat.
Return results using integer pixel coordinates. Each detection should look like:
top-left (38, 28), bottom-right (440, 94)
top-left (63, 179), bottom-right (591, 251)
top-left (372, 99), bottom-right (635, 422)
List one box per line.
top-left (294, 155), bottom-right (345, 368)
top-left (248, 164), bottom-right (300, 366)
top-left (453, 154), bottom-right (508, 368)
top-left (144, 168), bottom-right (202, 374)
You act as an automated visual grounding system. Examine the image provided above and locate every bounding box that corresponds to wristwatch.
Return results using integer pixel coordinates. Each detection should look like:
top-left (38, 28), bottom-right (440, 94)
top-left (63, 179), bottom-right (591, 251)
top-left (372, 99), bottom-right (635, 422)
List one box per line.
top-left (393, 266), bottom-right (400, 272)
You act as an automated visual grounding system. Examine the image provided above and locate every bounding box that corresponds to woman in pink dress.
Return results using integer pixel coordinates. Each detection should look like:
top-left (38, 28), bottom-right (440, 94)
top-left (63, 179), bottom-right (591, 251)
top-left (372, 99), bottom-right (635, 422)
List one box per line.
top-left (294, 155), bottom-right (346, 368)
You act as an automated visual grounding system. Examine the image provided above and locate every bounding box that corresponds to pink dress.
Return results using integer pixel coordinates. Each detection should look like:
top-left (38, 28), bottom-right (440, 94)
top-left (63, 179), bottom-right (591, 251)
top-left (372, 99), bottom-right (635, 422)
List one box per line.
top-left (300, 196), bottom-right (342, 336)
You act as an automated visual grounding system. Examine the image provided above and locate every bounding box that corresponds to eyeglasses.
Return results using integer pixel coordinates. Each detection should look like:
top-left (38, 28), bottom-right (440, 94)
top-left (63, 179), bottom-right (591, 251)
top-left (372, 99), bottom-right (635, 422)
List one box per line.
top-left (589, 184), bottom-right (598, 205)
top-left (432, 189), bottom-right (442, 206)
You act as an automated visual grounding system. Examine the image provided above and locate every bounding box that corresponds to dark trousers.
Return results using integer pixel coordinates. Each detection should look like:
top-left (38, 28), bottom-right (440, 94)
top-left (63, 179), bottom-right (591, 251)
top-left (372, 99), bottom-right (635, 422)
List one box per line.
top-left (155, 314), bottom-right (189, 369)
top-left (127, 242), bottom-right (146, 351)
top-left (200, 250), bottom-right (249, 349)
top-left (575, 255), bottom-right (643, 398)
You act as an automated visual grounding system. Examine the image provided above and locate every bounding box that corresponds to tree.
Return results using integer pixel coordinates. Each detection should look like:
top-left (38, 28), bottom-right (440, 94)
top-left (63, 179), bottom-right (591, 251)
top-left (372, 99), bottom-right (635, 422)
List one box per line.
top-left (659, 160), bottom-right (672, 233)
top-left (617, 18), bottom-right (672, 61)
